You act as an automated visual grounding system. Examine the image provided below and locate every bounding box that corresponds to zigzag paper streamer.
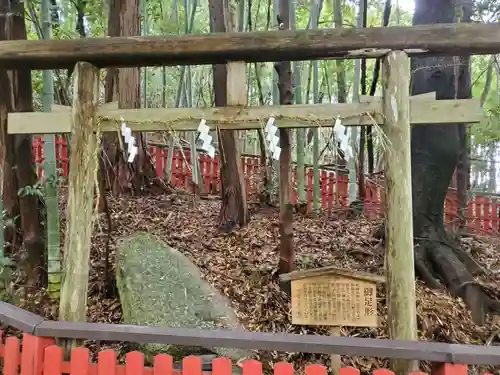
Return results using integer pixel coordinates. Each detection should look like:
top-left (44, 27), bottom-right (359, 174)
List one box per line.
top-left (265, 117), bottom-right (281, 160)
top-left (197, 119), bottom-right (215, 158)
top-left (120, 118), bottom-right (138, 163)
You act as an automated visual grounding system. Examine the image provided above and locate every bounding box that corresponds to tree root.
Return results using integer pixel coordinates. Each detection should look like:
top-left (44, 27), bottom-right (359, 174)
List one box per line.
top-left (374, 222), bottom-right (498, 325)
top-left (419, 238), bottom-right (491, 325)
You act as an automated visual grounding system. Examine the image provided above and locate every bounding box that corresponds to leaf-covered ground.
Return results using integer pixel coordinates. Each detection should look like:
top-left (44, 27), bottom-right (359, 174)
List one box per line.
top-left (16, 191), bottom-right (500, 373)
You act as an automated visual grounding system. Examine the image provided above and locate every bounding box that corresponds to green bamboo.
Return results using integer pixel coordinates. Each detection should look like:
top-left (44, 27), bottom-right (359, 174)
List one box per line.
top-left (42, 0), bottom-right (61, 299)
top-left (238, 0), bottom-right (249, 154)
top-left (183, 0), bottom-right (203, 191)
top-left (333, 0), bottom-right (346, 207)
top-left (291, 0), bottom-right (306, 208)
top-left (238, 0), bottom-right (245, 32)
top-left (270, 0), bottom-right (280, 201)
top-left (165, 0), bottom-right (182, 182)
top-left (311, 0), bottom-right (320, 213)
top-left (166, 0), bottom-right (200, 184)
top-left (348, 0), bottom-right (364, 203)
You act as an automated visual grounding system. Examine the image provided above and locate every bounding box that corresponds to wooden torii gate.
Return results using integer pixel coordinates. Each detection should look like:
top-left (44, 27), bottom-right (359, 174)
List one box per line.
top-left (3, 22), bottom-right (489, 375)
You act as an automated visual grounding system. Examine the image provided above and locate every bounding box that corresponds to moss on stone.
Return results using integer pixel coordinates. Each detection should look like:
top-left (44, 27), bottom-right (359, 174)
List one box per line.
top-left (116, 232), bottom-right (252, 363)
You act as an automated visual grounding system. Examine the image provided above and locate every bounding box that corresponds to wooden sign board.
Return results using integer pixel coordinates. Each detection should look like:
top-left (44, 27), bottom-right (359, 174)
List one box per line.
top-left (281, 266), bottom-right (384, 327)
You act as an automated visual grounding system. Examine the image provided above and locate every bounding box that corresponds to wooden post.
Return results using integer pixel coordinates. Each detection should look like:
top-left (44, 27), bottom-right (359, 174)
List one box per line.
top-left (329, 326), bottom-right (341, 375)
top-left (382, 50), bottom-right (418, 375)
top-left (58, 62), bottom-right (100, 351)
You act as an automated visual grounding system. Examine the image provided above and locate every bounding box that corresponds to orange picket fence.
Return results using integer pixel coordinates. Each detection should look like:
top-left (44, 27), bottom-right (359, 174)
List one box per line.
top-left (0, 332), bottom-right (486, 375)
top-left (32, 136), bottom-right (500, 235)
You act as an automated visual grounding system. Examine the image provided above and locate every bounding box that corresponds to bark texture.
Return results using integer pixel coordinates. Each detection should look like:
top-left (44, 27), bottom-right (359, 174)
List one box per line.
top-left (100, 0), bottom-right (162, 198)
top-left (209, 0), bottom-right (249, 233)
top-left (59, 61), bottom-right (100, 326)
top-left (383, 51), bottom-right (418, 375)
top-left (0, 1), bottom-right (45, 287)
top-left (408, 0), bottom-right (497, 324)
top-left (275, 6), bottom-right (294, 275)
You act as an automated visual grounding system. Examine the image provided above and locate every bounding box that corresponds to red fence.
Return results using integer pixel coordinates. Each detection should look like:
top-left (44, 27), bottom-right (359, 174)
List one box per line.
top-left (32, 136), bottom-right (500, 235)
top-left (0, 332), bottom-right (487, 375)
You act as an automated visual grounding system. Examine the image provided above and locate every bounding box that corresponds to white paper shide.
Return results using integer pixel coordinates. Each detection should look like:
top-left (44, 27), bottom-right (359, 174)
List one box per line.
top-left (120, 118), bottom-right (138, 163)
top-left (197, 119), bottom-right (215, 158)
top-left (333, 117), bottom-right (353, 161)
top-left (265, 117), bottom-right (281, 160)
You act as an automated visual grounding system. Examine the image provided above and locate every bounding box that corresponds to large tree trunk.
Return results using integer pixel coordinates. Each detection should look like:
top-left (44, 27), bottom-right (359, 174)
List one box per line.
top-left (409, 0), bottom-right (498, 324)
top-left (0, 1), bottom-right (45, 286)
top-left (100, 0), bottom-right (161, 198)
top-left (209, 0), bottom-right (248, 233)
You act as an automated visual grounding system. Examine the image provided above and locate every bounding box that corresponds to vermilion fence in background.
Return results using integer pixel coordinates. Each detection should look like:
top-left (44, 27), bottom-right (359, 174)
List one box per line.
top-left (0, 332), bottom-right (482, 375)
top-left (32, 136), bottom-right (500, 235)
top-left (32, 136), bottom-right (69, 178)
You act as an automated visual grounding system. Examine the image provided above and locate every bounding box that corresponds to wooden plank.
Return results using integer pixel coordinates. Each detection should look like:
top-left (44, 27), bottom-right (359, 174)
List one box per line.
top-left (0, 23), bottom-right (499, 69)
top-left (0, 293), bottom-right (495, 366)
top-left (30, 314), bottom-right (500, 365)
top-left (360, 92), bottom-right (436, 102)
top-left (8, 99), bottom-right (483, 134)
top-left (382, 50), bottom-right (418, 375)
top-left (50, 101), bottom-right (118, 112)
top-left (0, 302), bottom-right (45, 333)
top-left (280, 265), bottom-right (386, 283)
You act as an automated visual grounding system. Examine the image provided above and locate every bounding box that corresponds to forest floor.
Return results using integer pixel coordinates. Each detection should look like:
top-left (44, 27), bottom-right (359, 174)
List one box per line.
top-left (14, 190), bottom-right (500, 374)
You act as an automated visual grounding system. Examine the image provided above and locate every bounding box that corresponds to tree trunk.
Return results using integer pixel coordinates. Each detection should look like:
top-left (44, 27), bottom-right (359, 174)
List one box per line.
top-left (0, 2), bottom-right (45, 287)
top-left (276, 0), bottom-right (294, 275)
top-left (100, 0), bottom-right (120, 201)
top-left (0, 14), bottom-right (17, 256)
top-left (409, 0), bottom-right (498, 324)
top-left (209, 0), bottom-right (249, 233)
top-left (357, 0), bottom-right (367, 201)
top-left (100, 0), bottom-right (160, 198)
top-left (117, 0), bottom-right (145, 193)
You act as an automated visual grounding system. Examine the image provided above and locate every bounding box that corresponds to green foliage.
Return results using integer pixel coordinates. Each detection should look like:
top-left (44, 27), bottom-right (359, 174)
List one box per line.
top-left (18, 182), bottom-right (45, 199)
top-left (477, 106), bottom-right (500, 144)
top-left (16, 170), bottom-right (64, 200)
top-left (20, 0), bottom-right (500, 167)
top-left (0, 256), bottom-right (15, 291)
top-left (0, 208), bottom-right (16, 294)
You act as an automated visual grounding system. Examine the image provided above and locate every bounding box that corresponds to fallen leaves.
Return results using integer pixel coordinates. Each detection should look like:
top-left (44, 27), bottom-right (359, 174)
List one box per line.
top-left (16, 189), bottom-right (500, 374)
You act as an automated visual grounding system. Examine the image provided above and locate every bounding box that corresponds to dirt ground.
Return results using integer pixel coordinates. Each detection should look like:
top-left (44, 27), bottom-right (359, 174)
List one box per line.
top-left (14, 190), bottom-right (500, 374)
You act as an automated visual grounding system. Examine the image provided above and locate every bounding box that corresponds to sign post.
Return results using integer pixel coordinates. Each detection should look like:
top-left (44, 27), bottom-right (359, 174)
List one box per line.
top-left (280, 266), bottom-right (385, 375)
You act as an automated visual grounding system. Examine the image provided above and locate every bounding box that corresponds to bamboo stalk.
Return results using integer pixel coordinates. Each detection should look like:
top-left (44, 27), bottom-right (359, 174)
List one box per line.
top-left (42, 0), bottom-right (61, 300)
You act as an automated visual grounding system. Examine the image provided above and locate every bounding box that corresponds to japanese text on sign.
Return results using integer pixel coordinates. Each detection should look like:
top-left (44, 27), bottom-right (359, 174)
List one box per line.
top-left (291, 277), bottom-right (378, 327)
